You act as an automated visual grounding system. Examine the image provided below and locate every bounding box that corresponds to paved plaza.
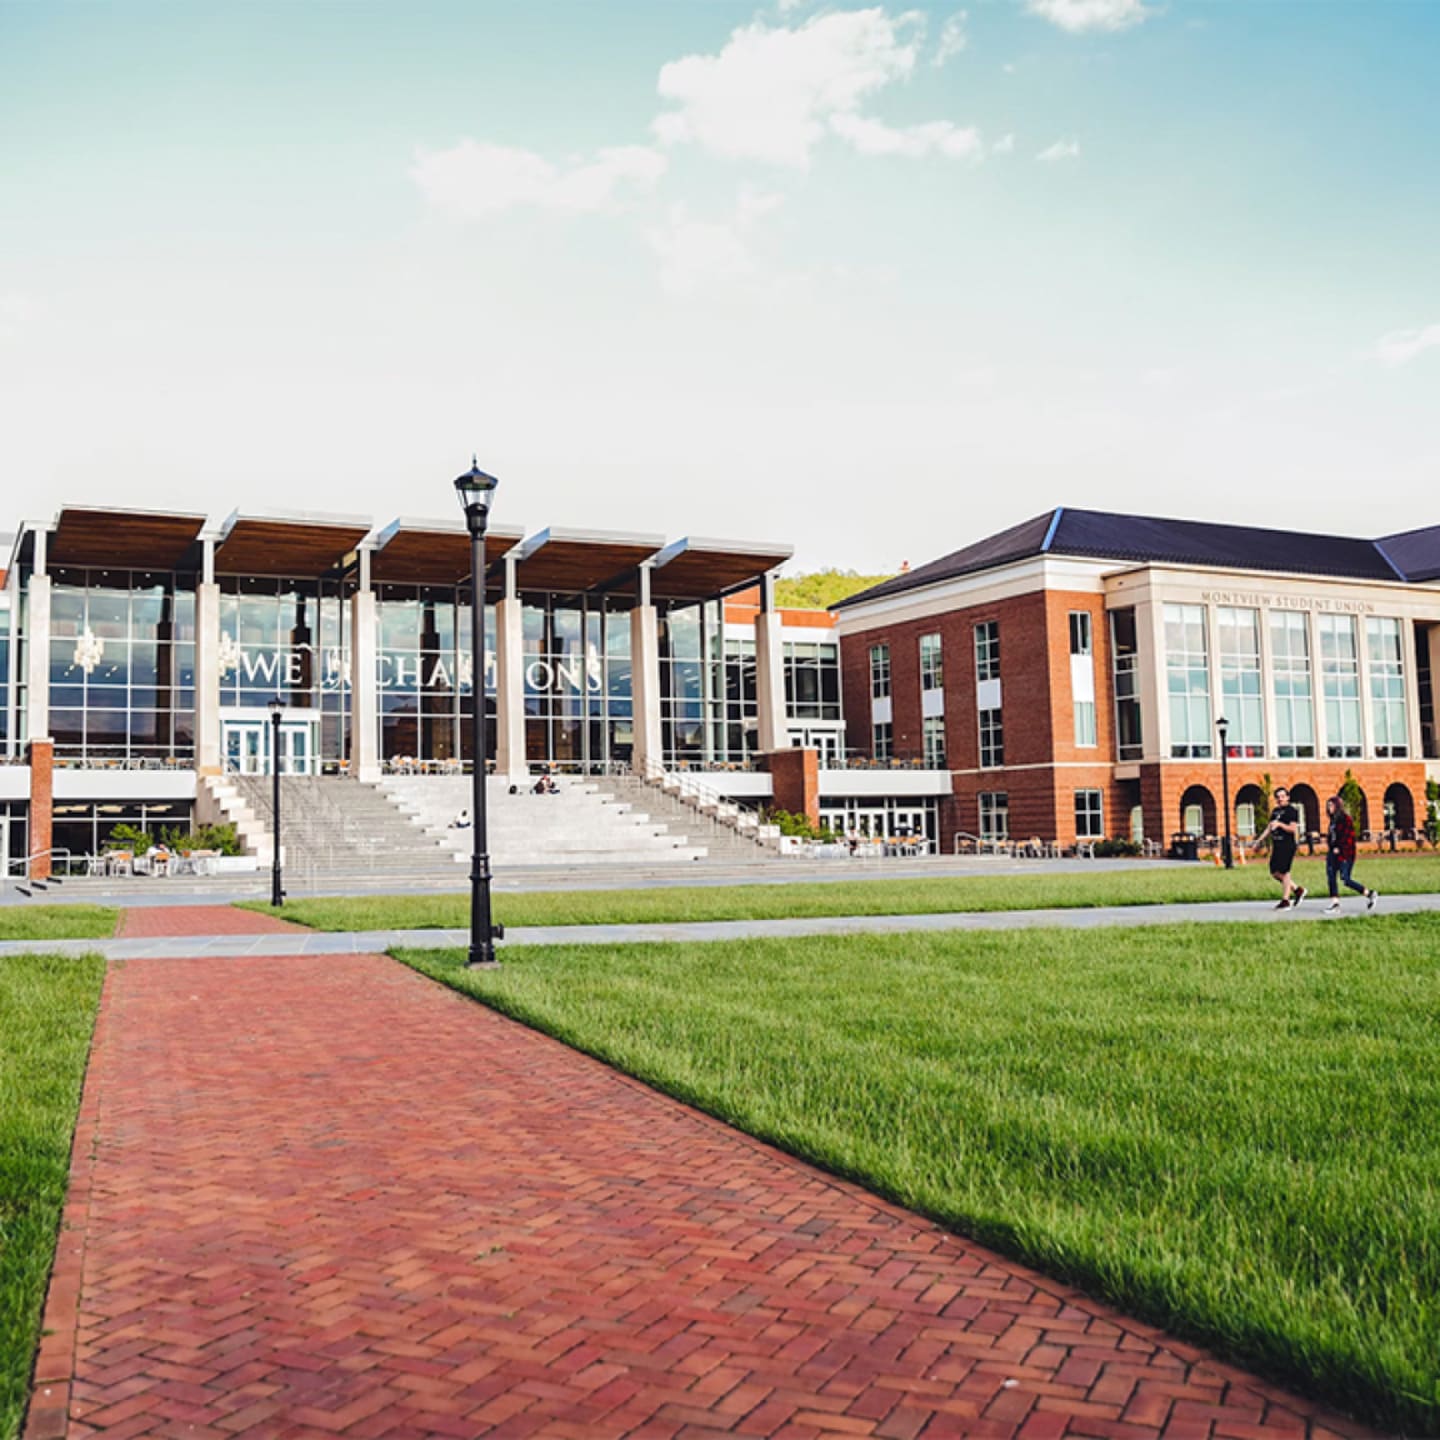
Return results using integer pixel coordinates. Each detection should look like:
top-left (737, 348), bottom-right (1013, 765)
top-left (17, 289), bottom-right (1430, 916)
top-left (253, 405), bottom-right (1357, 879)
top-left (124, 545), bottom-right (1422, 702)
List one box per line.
top-left (23, 936), bottom-right (1379, 1438)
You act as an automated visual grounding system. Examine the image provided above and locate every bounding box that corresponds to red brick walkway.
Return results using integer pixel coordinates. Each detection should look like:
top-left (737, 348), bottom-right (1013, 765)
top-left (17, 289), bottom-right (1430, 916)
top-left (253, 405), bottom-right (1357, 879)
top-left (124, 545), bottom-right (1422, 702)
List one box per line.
top-left (117, 905), bottom-right (307, 937)
top-left (29, 955), bottom-right (1376, 1440)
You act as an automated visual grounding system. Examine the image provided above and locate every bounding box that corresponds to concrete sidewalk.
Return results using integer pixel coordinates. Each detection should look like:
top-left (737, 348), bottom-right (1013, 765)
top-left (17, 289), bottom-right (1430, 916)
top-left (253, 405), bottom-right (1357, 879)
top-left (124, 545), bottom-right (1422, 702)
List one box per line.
top-left (3, 890), bottom-right (1436, 962)
top-left (28, 949), bottom-right (1378, 1439)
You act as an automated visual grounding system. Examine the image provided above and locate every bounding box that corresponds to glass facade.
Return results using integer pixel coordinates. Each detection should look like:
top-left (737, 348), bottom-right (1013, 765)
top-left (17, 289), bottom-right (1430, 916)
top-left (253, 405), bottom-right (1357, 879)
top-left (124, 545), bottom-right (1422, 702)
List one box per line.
top-left (1319, 614), bottom-right (1363, 758)
top-left (1075, 789), bottom-right (1104, 838)
top-left (979, 708), bottom-right (1003, 768)
top-left (530, 594), bottom-right (633, 769)
top-left (51, 799), bottom-right (192, 864)
top-left (1217, 606), bottom-right (1264, 757)
top-left (1270, 612), bottom-right (1315, 758)
top-left (978, 791), bottom-right (1008, 841)
top-left (1366, 617), bottom-right (1408, 757)
top-left (0, 591), bottom-right (10, 756)
top-left (784, 640), bottom-right (840, 721)
top-left (919, 633), bottom-right (943, 691)
top-left (922, 714), bottom-right (946, 768)
top-left (974, 621), bottom-right (1000, 682)
top-left (49, 567), bottom-right (196, 764)
top-left (869, 643), bottom-right (890, 699)
top-left (1164, 603), bottom-right (1212, 758)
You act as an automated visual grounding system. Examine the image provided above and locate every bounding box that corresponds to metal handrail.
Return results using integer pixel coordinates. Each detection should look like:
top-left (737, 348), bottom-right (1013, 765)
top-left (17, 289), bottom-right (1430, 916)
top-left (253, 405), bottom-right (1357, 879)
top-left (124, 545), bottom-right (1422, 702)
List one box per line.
top-left (4, 848), bottom-right (75, 882)
top-left (632, 759), bottom-right (770, 843)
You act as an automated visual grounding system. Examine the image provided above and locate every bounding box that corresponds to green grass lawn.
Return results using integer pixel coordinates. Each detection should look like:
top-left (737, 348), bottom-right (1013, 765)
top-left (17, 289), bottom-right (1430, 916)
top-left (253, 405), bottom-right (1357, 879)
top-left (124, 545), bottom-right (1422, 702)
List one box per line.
top-left (248, 851), bottom-right (1440, 932)
top-left (396, 916), bottom-right (1440, 1433)
top-left (0, 953), bottom-right (106, 1440)
top-left (0, 908), bottom-right (118, 943)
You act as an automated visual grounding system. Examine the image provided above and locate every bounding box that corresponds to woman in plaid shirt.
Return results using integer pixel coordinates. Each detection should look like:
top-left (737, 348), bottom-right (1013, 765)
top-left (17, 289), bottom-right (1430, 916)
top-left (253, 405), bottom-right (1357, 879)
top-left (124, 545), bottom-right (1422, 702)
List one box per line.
top-left (1324, 796), bottom-right (1378, 914)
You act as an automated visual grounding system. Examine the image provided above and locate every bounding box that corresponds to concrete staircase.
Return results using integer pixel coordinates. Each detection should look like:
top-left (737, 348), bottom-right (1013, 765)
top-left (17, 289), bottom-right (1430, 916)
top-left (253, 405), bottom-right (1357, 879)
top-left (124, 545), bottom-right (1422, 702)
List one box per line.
top-left (379, 776), bottom-right (708, 867)
top-left (594, 772), bottom-right (775, 863)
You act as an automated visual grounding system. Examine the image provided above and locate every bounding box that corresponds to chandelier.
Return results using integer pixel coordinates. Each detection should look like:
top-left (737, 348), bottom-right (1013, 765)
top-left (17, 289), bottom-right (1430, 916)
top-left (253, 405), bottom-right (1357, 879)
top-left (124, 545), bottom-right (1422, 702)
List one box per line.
top-left (72, 627), bottom-right (105, 676)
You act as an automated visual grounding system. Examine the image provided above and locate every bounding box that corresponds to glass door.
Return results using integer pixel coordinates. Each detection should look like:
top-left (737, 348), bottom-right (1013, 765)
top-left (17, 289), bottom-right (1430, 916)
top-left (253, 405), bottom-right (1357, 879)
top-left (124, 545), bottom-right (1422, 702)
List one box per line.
top-left (223, 721), bottom-right (265, 775)
top-left (278, 721), bottom-right (314, 776)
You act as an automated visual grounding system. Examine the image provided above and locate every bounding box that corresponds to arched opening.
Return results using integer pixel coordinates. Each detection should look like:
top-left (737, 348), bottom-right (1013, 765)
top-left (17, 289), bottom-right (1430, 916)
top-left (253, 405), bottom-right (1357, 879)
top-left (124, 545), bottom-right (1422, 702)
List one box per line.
top-left (1179, 784), bottom-right (1215, 838)
top-left (1234, 784), bottom-right (1265, 839)
top-left (1384, 783), bottom-right (1416, 833)
top-left (1289, 784), bottom-right (1321, 838)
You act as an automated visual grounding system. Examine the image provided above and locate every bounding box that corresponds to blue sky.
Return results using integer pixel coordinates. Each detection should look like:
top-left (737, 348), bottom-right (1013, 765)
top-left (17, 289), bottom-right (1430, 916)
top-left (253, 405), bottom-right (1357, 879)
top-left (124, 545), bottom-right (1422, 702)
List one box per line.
top-left (2, 0), bottom-right (1438, 571)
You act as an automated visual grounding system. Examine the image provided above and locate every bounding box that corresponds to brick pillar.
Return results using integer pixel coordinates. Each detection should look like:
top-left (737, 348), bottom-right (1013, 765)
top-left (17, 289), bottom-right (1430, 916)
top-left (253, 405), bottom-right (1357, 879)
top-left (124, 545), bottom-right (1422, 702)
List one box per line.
top-left (27, 737), bottom-right (53, 882)
top-left (766, 746), bottom-right (819, 827)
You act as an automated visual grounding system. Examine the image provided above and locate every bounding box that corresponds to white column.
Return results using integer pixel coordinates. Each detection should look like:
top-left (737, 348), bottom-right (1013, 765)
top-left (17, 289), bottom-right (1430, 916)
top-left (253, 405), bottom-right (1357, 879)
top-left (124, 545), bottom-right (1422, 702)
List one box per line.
top-left (495, 558), bottom-right (526, 783)
top-left (1137, 597), bottom-right (1167, 763)
top-left (1402, 618), bottom-right (1424, 760)
top-left (754, 572), bottom-right (788, 753)
top-left (195, 540), bottom-right (221, 774)
top-left (1258, 605), bottom-right (1279, 760)
top-left (630, 565), bottom-right (662, 775)
top-left (25, 572), bottom-right (50, 746)
top-left (1309, 610), bottom-right (1328, 760)
top-left (1357, 614), bottom-right (1376, 760)
top-left (350, 551), bottom-right (379, 783)
top-left (1428, 625), bottom-right (1440, 758)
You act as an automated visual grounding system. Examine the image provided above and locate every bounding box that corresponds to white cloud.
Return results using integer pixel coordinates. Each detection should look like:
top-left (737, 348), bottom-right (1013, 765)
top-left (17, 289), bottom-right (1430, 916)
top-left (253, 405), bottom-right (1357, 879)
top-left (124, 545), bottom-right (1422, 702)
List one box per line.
top-left (934, 12), bottom-right (968, 65)
top-left (654, 9), bottom-right (926, 168)
top-left (829, 112), bottom-right (983, 160)
top-left (1036, 137), bottom-right (1081, 161)
top-left (412, 140), bottom-right (666, 218)
top-left (649, 189), bottom-right (783, 297)
top-left (1026, 0), bottom-right (1152, 33)
top-left (992, 132), bottom-right (1016, 154)
top-left (1374, 324), bottom-right (1440, 368)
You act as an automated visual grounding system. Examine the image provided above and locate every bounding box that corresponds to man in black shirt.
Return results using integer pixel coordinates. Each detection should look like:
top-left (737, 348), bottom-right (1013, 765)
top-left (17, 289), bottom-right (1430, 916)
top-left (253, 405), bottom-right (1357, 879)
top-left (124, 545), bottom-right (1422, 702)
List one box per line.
top-left (1259, 785), bottom-right (1307, 910)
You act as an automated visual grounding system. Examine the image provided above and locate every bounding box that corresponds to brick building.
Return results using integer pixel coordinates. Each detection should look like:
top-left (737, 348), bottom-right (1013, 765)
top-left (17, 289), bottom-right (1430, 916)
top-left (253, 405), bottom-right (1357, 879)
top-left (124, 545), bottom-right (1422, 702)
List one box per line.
top-left (832, 508), bottom-right (1440, 851)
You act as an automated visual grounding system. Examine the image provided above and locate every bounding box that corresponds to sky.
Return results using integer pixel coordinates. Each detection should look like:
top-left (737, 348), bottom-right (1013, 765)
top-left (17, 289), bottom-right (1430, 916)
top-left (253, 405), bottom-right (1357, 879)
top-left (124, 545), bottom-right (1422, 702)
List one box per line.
top-left (2, 0), bottom-right (1438, 573)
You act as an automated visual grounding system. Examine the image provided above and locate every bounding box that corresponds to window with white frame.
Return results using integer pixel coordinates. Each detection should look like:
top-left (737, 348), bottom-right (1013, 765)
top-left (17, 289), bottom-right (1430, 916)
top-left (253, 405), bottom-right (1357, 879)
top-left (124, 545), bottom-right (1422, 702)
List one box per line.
top-left (1110, 608), bottom-right (1143, 761)
top-left (974, 621), bottom-right (1000, 682)
top-left (869, 643), bottom-right (891, 700)
top-left (1070, 610), bottom-right (1096, 747)
top-left (979, 708), bottom-right (1003, 768)
top-left (1270, 612), bottom-right (1315, 759)
top-left (1217, 606), bottom-right (1264, 757)
top-left (978, 791), bottom-right (1009, 841)
top-left (919, 633), bottom-right (943, 691)
top-left (1367, 617), bottom-right (1409, 757)
top-left (922, 715), bottom-right (946, 768)
top-left (1319, 614), bottom-right (1362, 757)
top-left (1074, 789), bottom-right (1104, 839)
top-left (872, 721), bottom-right (893, 760)
top-left (1164, 603), bottom-right (1212, 758)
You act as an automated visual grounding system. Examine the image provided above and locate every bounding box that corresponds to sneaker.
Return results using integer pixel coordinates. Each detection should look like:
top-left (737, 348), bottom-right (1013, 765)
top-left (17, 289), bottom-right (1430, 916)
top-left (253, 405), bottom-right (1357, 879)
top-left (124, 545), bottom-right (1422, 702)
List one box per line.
top-left (1367, 889), bottom-right (1378, 910)
top-left (1325, 900), bottom-right (1341, 914)
top-left (1291, 886), bottom-right (1307, 907)
top-left (1274, 899), bottom-right (1292, 910)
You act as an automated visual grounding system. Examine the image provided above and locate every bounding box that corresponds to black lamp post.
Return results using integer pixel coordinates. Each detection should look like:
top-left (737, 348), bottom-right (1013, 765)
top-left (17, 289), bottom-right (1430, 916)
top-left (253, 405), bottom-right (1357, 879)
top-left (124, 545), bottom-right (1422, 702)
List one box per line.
top-left (268, 696), bottom-right (285, 906)
top-left (455, 459), bottom-right (504, 969)
top-left (1216, 715), bottom-right (1233, 869)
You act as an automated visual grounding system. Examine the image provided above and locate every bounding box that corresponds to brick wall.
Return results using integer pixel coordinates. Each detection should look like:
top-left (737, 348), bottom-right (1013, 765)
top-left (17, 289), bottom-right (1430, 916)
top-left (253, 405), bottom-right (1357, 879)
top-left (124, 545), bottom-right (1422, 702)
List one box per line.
top-left (765, 747), bottom-right (820, 826)
top-left (27, 737), bottom-right (53, 882)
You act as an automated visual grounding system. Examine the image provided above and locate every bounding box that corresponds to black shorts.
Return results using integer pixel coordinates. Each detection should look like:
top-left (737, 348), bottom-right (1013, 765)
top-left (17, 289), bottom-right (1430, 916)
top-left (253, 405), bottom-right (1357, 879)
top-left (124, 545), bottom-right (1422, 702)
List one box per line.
top-left (1270, 843), bottom-right (1297, 877)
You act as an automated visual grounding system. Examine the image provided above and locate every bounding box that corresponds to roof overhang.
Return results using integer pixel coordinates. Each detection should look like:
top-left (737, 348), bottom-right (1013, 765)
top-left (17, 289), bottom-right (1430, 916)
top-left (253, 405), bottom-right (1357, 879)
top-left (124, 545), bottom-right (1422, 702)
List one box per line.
top-left (649, 536), bottom-right (793, 602)
top-left (511, 527), bottom-right (665, 595)
top-left (370, 517), bottom-right (526, 586)
top-left (214, 508), bottom-right (373, 578)
top-left (50, 505), bottom-right (208, 570)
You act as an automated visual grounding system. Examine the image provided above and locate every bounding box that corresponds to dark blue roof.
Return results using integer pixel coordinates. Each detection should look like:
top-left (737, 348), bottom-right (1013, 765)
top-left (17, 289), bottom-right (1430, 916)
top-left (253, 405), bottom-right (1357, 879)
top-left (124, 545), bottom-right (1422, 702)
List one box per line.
top-left (834, 507), bottom-right (1438, 609)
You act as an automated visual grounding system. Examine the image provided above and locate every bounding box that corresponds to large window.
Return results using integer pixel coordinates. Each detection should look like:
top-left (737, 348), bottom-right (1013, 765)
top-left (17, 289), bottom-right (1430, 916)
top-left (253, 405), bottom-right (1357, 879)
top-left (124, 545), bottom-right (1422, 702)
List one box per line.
top-left (923, 715), bottom-right (946, 768)
top-left (978, 791), bottom-right (1009, 842)
top-left (1110, 608), bottom-right (1143, 761)
top-left (1367, 617), bottom-right (1409, 758)
top-left (872, 721), bottom-right (893, 761)
top-left (51, 799), bottom-right (192, 863)
top-left (0, 592), bottom-right (10, 757)
top-left (974, 621), bottom-right (1000, 682)
top-left (1217, 606), bottom-right (1264, 757)
top-left (376, 584), bottom-right (495, 768)
top-left (919, 633), bottom-right (943, 691)
top-left (869, 643), bottom-right (891, 699)
top-left (49, 568), bottom-right (197, 764)
top-left (784, 641), bottom-right (841, 721)
top-left (1069, 612), bottom-right (1092, 656)
top-left (979, 708), bottom-right (1004, 768)
top-left (1270, 612), bottom-right (1315, 759)
top-left (1074, 789), bottom-right (1104, 839)
top-left (1164, 604), bottom-right (1212, 758)
top-left (1319, 614), bottom-right (1362, 758)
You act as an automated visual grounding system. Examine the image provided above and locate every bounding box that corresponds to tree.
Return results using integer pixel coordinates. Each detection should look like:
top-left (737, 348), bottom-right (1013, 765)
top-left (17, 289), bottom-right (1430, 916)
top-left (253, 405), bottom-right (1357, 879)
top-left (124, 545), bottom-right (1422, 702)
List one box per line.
top-left (1339, 769), bottom-right (1365, 829)
top-left (774, 569), bottom-right (896, 610)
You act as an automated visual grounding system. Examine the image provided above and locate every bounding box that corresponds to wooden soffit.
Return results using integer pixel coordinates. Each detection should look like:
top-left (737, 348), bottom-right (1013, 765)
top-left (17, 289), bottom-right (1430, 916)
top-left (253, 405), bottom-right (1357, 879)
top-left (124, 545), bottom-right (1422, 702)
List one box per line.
top-left (50, 506), bottom-right (207, 570)
top-left (649, 536), bottom-right (794, 602)
top-left (511, 528), bottom-right (664, 595)
top-left (370, 519), bottom-right (525, 587)
top-left (215, 511), bottom-right (373, 578)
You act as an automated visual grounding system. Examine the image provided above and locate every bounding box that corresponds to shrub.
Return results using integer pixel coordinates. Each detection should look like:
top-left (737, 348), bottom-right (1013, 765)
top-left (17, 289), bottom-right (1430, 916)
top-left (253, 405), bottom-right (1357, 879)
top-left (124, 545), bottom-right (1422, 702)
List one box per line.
top-left (1426, 779), bottom-right (1439, 846)
top-left (761, 807), bottom-right (838, 843)
top-left (159, 823), bottom-right (243, 856)
top-left (1092, 837), bottom-right (1141, 858)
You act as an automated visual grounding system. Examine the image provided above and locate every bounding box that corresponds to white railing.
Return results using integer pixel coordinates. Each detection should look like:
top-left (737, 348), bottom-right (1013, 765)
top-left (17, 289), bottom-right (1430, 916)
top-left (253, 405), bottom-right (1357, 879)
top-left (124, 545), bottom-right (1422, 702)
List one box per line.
top-left (632, 759), bottom-right (776, 847)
